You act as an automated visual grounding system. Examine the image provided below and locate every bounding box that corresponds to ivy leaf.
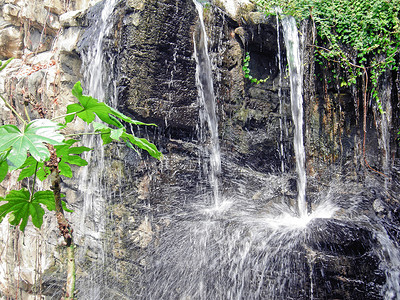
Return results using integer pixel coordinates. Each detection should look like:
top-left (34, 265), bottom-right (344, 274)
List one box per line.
top-left (0, 189), bottom-right (73, 231)
top-left (0, 119), bottom-right (64, 170)
top-left (55, 139), bottom-right (91, 178)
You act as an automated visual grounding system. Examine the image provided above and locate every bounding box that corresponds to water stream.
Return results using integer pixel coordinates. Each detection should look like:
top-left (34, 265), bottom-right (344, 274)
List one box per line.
top-left (143, 4), bottom-right (328, 299)
top-left (193, 0), bottom-right (222, 206)
top-left (276, 8), bottom-right (286, 174)
top-left (144, 4), bottom-right (400, 298)
top-left (74, 0), bottom-right (117, 297)
top-left (282, 16), bottom-right (307, 217)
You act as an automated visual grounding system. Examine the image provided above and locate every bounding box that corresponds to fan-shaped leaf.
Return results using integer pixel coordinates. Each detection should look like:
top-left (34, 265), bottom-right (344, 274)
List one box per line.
top-left (0, 119), bottom-right (64, 170)
top-left (0, 189), bottom-right (73, 231)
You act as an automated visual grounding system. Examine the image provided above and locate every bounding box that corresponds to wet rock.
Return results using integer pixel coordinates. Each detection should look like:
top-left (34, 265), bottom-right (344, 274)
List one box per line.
top-left (307, 219), bottom-right (385, 299)
top-left (117, 0), bottom-right (199, 131)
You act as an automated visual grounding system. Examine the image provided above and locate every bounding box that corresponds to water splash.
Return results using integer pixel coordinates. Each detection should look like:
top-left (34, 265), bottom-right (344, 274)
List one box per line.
top-left (193, 0), bottom-right (222, 206)
top-left (282, 16), bottom-right (307, 217)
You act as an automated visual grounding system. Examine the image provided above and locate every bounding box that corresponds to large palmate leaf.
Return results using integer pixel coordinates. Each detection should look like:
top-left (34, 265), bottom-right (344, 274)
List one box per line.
top-left (0, 189), bottom-right (72, 231)
top-left (92, 122), bottom-right (163, 160)
top-left (0, 119), bottom-right (64, 170)
top-left (66, 81), bottom-right (157, 127)
top-left (55, 139), bottom-right (91, 178)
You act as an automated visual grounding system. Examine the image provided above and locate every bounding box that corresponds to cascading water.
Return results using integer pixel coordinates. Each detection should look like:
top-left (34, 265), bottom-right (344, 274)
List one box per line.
top-left (282, 16), bottom-right (307, 217)
top-left (275, 8), bottom-right (287, 174)
top-left (143, 3), bottom-right (334, 299)
top-left (144, 5), bottom-right (400, 298)
top-left (74, 0), bottom-right (117, 297)
top-left (193, 0), bottom-right (222, 206)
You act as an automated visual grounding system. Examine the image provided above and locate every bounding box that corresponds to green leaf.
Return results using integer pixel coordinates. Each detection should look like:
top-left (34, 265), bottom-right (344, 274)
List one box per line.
top-left (65, 103), bottom-right (84, 124)
top-left (58, 161), bottom-right (73, 178)
top-left (124, 134), bottom-right (163, 160)
top-left (93, 122), bottom-right (114, 144)
top-left (0, 189), bottom-right (73, 231)
top-left (0, 119), bottom-right (64, 170)
top-left (69, 82), bottom-right (157, 127)
top-left (70, 82), bottom-right (121, 126)
top-left (0, 189), bottom-right (45, 231)
top-left (55, 139), bottom-right (91, 178)
top-left (110, 128), bottom-right (124, 141)
top-left (18, 156), bottom-right (49, 181)
top-left (0, 57), bottom-right (14, 72)
top-left (93, 122), bottom-right (162, 159)
top-left (62, 201), bottom-right (74, 213)
top-left (109, 107), bottom-right (157, 126)
top-left (34, 191), bottom-right (73, 213)
top-left (0, 149), bottom-right (10, 183)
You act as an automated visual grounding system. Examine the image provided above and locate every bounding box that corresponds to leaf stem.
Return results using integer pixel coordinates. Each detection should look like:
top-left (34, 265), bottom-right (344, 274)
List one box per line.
top-left (51, 111), bottom-right (84, 122)
top-left (64, 132), bottom-right (102, 138)
top-left (0, 94), bottom-right (27, 125)
top-left (24, 102), bottom-right (31, 123)
top-left (29, 161), bottom-right (39, 202)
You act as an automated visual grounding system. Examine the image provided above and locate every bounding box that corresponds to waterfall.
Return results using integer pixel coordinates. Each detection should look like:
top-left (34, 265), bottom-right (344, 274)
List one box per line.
top-left (282, 16), bottom-right (307, 217)
top-left (74, 0), bottom-right (117, 297)
top-left (275, 8), bottom-right (286, 173)
top-left (193, 0), bottom-right (222, 206)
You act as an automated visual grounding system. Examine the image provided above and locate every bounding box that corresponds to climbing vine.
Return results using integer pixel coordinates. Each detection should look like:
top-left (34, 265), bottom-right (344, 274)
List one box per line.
top-left (243, 52), bottom-right (269, 84)
top-left (0, 57), bottom-right (162, 298)
top-left (254, 0), bottom-right (400, 176)
top-left (254, 0), bottom-right (400, 114)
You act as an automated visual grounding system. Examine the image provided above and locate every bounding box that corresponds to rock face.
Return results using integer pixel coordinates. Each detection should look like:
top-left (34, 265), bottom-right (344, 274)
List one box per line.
top-left (0, 0), bottom-right (400, 299)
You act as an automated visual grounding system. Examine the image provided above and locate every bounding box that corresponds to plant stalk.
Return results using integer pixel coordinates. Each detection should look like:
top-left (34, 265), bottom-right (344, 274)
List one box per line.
top-left (0, 94), bottom-right (27, 125)
top-left (49, 146), bottom-right (76, 299)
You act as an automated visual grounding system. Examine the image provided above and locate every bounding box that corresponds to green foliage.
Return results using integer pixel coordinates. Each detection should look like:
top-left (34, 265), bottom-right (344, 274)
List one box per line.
top-left (68, 81), bottom-right (162, 160)
top-left (18, 157), bottom-right (48, 181)
top-left (254, 0), bottom-right (400, 114)
top-left (243, 52), bottom-right (269, 84)
top-left (67, 81), bottom-right (155, 127)
top-left (92, 122), bottom-right (162, 160)
top-left (0, 151), bottom-right (9, 183)
top-left (0, 189), bottom-right (71, 231)
top-left (0, 58), bottom-right (14, 72)
top-left (0, 119), bottom-right (64, 170)
top-left (55, 139), bottom-right (91, 178)
top-left (0, 78), bottom-right (162, 231)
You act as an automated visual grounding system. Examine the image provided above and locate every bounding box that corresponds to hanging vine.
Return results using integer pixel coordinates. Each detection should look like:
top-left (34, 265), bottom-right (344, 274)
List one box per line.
top-left (254, 0), bottom-right (400, 176)
top-left (254, 0), bottom-right (400, 113)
